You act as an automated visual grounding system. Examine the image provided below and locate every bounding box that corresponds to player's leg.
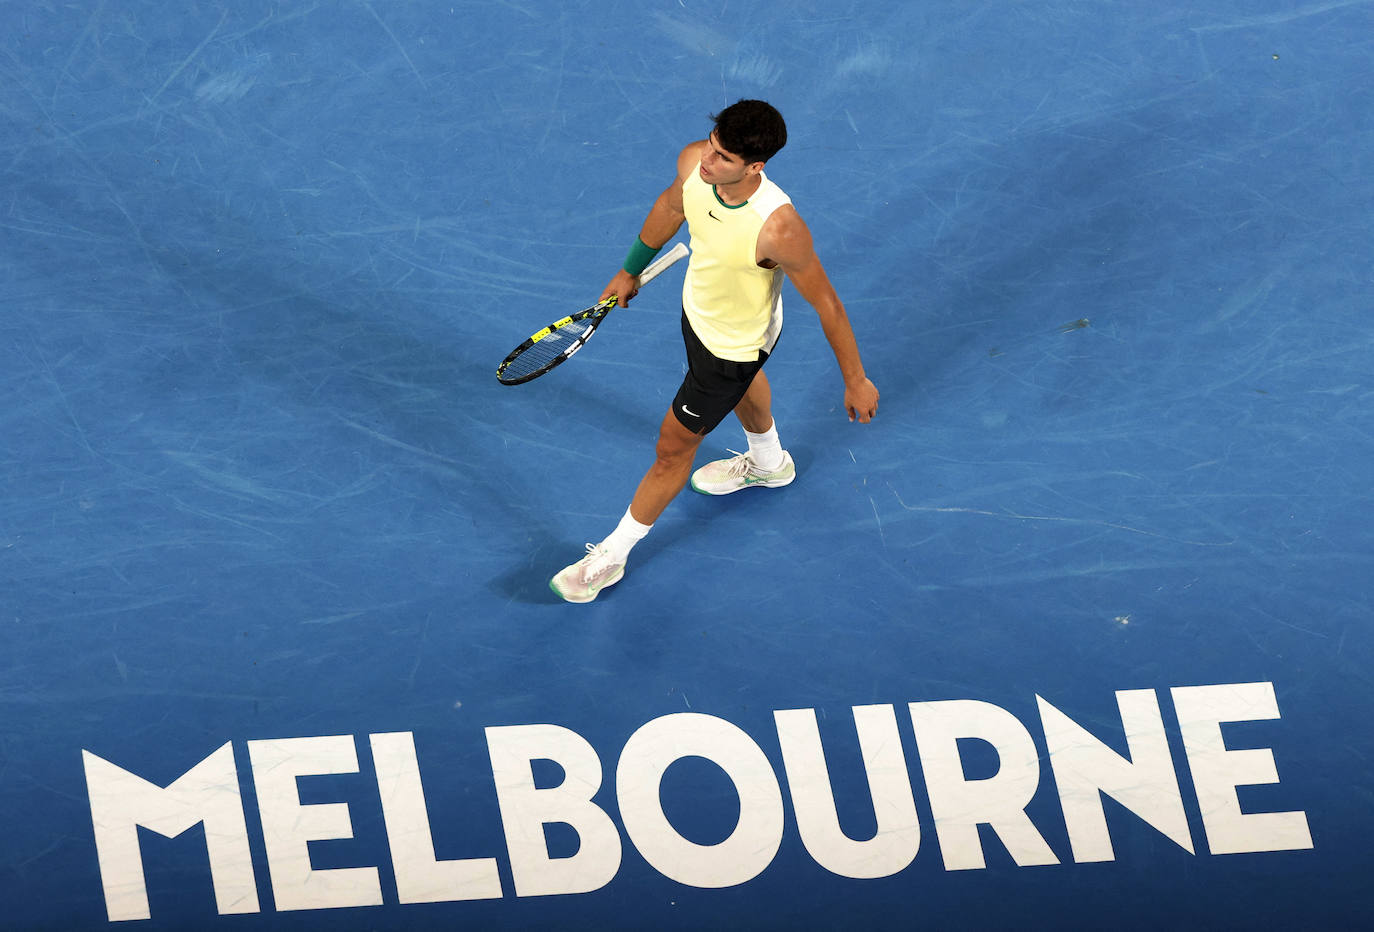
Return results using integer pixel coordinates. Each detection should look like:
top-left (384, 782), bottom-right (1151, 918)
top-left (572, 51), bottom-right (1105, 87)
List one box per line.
top-left (692, 368), bottom-right (794, 495)
top-left (550, 411), bottom-right (703, 603)
top-left (732, 368), bottom-right (773, 433)
top-left (552, 313), bottom-right (767, 602)
top-left (630, 411), bottom-right (706, 525)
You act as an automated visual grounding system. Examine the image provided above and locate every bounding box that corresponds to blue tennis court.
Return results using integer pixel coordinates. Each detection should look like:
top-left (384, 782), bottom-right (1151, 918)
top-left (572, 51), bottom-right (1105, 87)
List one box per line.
top-left (4, 1), bottom-right (1371, 928)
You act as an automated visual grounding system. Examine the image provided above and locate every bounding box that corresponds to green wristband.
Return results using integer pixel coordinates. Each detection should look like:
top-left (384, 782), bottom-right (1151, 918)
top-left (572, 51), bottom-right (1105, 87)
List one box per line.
top-left (622, 236), bottom-right (662, 276)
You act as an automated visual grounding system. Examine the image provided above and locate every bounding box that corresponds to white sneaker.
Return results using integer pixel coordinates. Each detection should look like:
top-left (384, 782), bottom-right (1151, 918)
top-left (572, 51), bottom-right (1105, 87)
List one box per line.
top-left (550, 543), bottom-right (625, 603)
top-left (690, 450), bottom-right (795, 495)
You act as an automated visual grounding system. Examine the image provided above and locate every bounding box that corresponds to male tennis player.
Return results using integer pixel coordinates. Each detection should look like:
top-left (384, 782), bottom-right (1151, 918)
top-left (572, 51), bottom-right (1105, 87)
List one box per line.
top-left (552, 99), bottom-right (879, 602)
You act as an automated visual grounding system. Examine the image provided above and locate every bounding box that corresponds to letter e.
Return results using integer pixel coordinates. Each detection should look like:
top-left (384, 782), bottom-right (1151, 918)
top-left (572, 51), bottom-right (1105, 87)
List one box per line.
top-left (1171, 682), bottom-right (1313, 855)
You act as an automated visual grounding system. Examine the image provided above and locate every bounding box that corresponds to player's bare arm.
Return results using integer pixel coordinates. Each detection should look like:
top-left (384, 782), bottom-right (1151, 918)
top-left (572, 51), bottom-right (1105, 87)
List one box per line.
top-left (600, 140), bottom-right (709, 307)
top-left (759, 206), bottom-right (880, 423)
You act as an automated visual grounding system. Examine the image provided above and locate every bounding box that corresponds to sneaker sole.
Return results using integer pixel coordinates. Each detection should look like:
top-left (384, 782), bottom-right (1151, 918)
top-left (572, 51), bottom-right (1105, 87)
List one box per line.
top-left (690, 471), bottom-right (796, 496)
top-left (550, 566), bottom-right (625, 603)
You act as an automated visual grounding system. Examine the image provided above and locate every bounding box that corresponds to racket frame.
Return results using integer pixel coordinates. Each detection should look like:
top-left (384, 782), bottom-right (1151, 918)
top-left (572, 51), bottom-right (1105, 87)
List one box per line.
top-left (495, 298), bottom-right (615, 385)
top-left (495, 242), bottom-right (689, 385)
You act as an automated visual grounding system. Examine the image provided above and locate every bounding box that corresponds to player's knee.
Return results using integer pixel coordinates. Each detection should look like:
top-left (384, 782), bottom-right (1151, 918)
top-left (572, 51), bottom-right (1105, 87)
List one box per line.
top-left (654, 432), bottom-right (700, 469)
top-left (654, 441), bottom-right (693, 470)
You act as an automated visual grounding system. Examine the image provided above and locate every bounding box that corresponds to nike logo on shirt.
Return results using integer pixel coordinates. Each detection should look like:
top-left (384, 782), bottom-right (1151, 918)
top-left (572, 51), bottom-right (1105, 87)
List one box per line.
top-left (708, 210), bottom-right (722, 221)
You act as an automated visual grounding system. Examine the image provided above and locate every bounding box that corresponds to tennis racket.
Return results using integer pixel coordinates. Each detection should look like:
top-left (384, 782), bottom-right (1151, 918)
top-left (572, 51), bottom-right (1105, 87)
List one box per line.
top-left (496, 241), bottom-right (689, 385)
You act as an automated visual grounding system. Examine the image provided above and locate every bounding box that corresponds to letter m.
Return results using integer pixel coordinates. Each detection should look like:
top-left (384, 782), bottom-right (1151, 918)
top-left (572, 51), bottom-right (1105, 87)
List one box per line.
top-left (83, 743), bottom-right (259, 922)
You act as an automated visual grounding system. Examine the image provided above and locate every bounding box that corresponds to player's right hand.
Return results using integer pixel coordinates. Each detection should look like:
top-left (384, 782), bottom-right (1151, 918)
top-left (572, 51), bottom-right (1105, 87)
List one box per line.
top-left (600, 270), bottom-right (641, 308)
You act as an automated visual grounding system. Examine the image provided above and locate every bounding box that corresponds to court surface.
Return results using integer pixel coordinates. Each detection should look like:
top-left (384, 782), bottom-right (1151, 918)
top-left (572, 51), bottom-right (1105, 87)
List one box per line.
top-left (4, 2), bottom-right (1372, 929)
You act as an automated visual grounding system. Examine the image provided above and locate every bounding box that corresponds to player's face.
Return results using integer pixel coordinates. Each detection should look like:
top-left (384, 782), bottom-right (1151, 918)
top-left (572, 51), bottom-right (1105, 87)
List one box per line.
top-left (700, 132), bottom-right (760, 185)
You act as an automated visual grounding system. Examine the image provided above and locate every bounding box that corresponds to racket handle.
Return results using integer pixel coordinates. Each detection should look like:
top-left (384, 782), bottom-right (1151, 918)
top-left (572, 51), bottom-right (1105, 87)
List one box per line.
top-left (637, 241), bottom-right (689, 285)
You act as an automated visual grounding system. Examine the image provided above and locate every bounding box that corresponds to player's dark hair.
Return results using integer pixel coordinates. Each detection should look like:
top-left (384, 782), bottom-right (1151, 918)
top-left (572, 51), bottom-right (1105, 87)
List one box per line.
top-left (710, 99), bottom-right (787, 164)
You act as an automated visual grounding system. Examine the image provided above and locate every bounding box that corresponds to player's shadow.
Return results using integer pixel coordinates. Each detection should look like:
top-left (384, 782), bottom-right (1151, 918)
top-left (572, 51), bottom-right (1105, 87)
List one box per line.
top-left (19, 157), bottom-right (660, 606)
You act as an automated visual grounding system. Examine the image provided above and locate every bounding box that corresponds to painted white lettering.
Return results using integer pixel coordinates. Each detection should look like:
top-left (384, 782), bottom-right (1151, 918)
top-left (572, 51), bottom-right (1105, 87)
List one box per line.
top-left (370, 732), bottom-right (502, 903)
top-left (82, 743), bottom-right (258, 922)
top-left (909, 700), bottom-right (1059, 871)
top-left (1171, 682), bottom-right (1313, 855)
top-left (774, 705), bottom-right (920, 878)
top-left (485, 724), bottom-right (622, 897)
top-left (1037, 691), bottom-right (1194, 861)
top-left (246, 736), bottom-right (383, 911)
top-left (616, 713), bottom-right (784, 888)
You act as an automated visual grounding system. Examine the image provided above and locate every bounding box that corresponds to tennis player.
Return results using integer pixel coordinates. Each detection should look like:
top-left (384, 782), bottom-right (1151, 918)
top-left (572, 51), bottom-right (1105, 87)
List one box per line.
top-left (552, 99), bottom-right (880, 602)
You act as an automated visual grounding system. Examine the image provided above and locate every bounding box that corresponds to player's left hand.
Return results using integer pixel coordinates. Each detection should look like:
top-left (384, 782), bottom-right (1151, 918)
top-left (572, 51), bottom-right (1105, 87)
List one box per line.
top-left (845, 377), bottom-right (879, 423)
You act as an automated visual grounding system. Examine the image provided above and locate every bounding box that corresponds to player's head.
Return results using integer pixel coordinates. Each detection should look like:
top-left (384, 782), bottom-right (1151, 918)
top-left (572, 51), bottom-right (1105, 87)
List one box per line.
top-left (710, 100), bottom-right (787, 165)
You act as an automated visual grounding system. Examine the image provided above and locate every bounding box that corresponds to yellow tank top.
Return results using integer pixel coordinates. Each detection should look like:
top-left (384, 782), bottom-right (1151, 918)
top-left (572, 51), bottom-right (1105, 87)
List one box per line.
top-left (681, 163), bottom-right (791, 361)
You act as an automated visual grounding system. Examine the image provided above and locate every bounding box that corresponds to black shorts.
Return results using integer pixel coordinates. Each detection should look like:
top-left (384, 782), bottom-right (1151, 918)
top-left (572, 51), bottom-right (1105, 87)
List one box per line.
top-left (671, 311), bottom-right (774, 434)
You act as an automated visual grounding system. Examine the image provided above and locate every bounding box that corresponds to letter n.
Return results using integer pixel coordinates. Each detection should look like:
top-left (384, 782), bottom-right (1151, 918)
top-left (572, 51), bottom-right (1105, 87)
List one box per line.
top-left (1037, 691), bottom-right (1194, 862)
top-left (82, 742), bottom-right (259, 922)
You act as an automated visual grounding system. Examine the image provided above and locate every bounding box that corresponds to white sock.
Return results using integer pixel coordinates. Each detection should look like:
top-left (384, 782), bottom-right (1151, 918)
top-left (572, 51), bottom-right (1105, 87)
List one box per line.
top-left (745, 422), bottom-right (785, 472)
top-left (601, 507), bottom-right (652, 563)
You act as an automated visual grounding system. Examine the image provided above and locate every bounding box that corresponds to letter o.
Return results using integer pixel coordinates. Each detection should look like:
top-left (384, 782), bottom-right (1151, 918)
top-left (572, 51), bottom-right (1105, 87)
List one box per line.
top-left (616, 713), bottom-right (783, 888)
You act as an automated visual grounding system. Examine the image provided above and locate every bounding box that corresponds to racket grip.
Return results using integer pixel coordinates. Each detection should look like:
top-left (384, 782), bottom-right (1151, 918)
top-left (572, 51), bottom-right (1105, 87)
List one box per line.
top-left (637, 241), bottom-right (689, 285)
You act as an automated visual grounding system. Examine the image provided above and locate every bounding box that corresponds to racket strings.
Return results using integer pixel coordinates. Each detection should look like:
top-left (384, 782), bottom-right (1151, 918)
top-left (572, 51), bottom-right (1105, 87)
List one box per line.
top-left (501, 317), bottom-right (592, 382)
